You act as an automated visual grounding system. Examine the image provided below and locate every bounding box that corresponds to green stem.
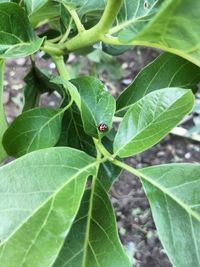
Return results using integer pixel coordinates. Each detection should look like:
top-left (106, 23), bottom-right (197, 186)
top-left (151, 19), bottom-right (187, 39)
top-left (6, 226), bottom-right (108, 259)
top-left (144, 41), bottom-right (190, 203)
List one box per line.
top-left (112, 158), bottom-right (141, 178)
top-left (64, 5), bottom-right (85, 33)
top-left (41, 41), bottom-right (66, 56)
top-left (0, 60), bottom-right (8, 160)
top-left (53, 56), bottom-right (71, 80)
top-left (65, 0), bottom-right (123, 51)
top-left (59, 18), bottom-right (73, 44)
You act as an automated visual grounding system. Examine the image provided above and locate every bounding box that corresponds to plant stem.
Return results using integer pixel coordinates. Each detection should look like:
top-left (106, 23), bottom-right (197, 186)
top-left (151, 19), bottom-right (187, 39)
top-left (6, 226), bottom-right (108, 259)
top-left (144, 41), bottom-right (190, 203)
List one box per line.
top-left (112, 158), bottom-right (142, 178)
top-left (53, 56), bottom-right (71, 80)
top-left (0, 59), bottom-right (7, 160)
top-left (65, 0), bottom-right (124, 51)
top-left (64, 5), bottom-right (85, 33)
top-left (41, 41), bottom-right (66, 56)
top-left (59, 18), bottom-right (73, 44)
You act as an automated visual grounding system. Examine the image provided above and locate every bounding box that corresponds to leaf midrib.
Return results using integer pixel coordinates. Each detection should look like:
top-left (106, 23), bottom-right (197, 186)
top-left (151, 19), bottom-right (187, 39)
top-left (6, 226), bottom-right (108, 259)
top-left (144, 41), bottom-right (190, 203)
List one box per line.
top-left (114, 90), bottom-right (191, 155)
top-left (139, 168), bottom-right (200, 223)
top-left (0, 159), bottom-right (98, 247)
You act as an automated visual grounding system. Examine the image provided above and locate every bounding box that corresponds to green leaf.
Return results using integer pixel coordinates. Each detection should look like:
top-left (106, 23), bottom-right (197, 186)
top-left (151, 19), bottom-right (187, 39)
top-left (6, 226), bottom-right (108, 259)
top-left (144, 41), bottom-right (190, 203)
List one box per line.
top-left (24, 0), bottom-right (48, 15)
top-left (3, 108), bottom-right (64, 157)
top-left (23, 67), bottom-right (66, 111)
top-left (116, 0), bottom-right (162, 41)
top-left (71, 76), bottom-right (116, 138)
top-left (115, 0), bottom-right (200, 66)
top-left (140, 164), bottom-right (200, 267)
top-left (57, 106), bottom-right (96, 157)
top-left (114, 88), bottom-right (194, 158)
top-left (58, 0), bottom-right (105, 18)
top-left (0, 2), bottom-right (44, 58)
top-left (0, 59), bottom-right (7, 161)
top-left (0, 147), bottom-right (96, 267)
top-left (28, 1), bottom-right (61, 28)
top-left (53, 180), bottom-right (131, 267)
top-left (116, 53), bottom-right (200, 116)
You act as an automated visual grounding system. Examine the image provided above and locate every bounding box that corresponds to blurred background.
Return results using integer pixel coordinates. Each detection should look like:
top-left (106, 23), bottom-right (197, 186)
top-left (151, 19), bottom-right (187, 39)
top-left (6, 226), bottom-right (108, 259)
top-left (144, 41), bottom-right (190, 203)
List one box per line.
top-left (3, 47), bottom-right (200, 267)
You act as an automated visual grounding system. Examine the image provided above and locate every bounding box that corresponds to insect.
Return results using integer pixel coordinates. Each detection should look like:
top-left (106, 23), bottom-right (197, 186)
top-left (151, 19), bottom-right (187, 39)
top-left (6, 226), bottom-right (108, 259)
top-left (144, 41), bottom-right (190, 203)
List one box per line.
top-left (97, 123), bottom-right (108, 133)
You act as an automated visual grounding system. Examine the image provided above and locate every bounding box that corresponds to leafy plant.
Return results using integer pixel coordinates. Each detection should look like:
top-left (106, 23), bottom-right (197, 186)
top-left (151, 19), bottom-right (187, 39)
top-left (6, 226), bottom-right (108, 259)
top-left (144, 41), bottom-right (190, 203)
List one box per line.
top-left (0, 1), bottom-right (200, 267)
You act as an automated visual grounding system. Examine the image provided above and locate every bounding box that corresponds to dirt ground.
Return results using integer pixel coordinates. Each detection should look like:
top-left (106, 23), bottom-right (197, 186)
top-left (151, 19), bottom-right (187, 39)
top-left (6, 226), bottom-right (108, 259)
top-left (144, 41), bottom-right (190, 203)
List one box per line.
top-left (3, 48), bottom-right (200, 267)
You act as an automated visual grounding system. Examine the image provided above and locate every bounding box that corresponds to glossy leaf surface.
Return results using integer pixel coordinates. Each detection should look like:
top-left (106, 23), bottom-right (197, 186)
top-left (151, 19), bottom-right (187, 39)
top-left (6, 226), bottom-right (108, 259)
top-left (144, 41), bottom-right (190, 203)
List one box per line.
top-left (0, 147), bottom-right (96, 267)
top-left (3, 108), bottom-right (64, 157)
top-left (0, 3), bottom-right (43, 58)
top-left (71, 76), bottom-right (116, 138)
top-left (53, 180), bottom-right (131, 267)
top-left (140, 164), bottom-right (200, 267)
top-left (117, 0), bottom-right (200, 66)
top-left (116, 53), bottom-right (200, 115)
top-left (114, 88), bottom-right (194, 157)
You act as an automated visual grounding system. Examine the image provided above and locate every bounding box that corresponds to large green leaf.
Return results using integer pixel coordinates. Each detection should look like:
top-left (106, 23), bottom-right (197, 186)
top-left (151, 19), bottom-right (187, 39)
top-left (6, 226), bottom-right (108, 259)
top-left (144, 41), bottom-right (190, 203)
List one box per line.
top-left (0, 147), bottom-right (96, 267)
top-left (3, 108), bottom-right (64, 157)
top-left (0, 60), bottom-right (7, 161)
top-left (140, 164), bottom-right (200, 267)
top-left (53, 180), bottom-right (131, 267)
top-left (116, 53), bottom-right (200, 116)
top-left (71, 76), bottom-right (116, 138)
top-left (110, 0), bottom-right (200, 66)
top-left (114, 88), bottom-right (194, 158)
top-left (0, 2), bottom-right (43, 58)
top-left (115, 0), bottom-right (162, 40)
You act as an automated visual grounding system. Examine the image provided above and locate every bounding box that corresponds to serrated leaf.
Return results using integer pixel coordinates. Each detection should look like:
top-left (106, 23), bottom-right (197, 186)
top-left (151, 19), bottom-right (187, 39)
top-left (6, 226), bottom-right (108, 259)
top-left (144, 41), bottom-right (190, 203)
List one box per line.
top-left (116, 53), bottom-right (200, 116)
top-left (70, 76), bottom-right (116, 138)
top-left (0, 147), bottom-right (96, 267)
top-left (0, 59), bottom-right (7, 161)
top-left (53, 180), bottom-right (131, 267)
top-left (114, 88), bottom-right (194, 158)
top-left (140, 164), bottom-right (200, 267)
top-left (3, 108), bottom-right (64, 157)
top-left (0, 3), bottom-right (43, 58)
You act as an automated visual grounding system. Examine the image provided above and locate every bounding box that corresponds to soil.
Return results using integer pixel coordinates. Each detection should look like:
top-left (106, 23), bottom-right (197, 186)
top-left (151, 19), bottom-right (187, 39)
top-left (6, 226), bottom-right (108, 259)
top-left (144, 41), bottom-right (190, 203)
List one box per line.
top-left (2, 47), bottom-right (200, 267)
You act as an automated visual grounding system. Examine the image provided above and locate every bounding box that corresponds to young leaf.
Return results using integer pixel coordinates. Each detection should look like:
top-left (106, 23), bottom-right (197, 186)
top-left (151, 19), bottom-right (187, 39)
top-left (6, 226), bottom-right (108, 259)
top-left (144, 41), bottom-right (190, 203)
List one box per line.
top-left (0, 2), bottom-right (43, 58)
top-left (140, 164), bottom-right (200, 267)
top-left (114, 88), bottom-right (194, 158)
top-left (3, 108), bottom-right (64, 157)
top-left (116, 53), bottom-right (200, 116)
top-left (0, 147), bottom-right (96, 267)
top-left (0, 60), bottom-right (7, 161)
top-left (71, 76), bottom-right (116, 138)
top-left (53, 180), bottom-right (131, 267)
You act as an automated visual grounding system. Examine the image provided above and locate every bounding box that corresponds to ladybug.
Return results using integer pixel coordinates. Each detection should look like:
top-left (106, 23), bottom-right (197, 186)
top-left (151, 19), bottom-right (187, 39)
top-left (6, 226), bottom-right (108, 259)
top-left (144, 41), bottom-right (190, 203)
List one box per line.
top-left (97, 123), bottom-right (108, 133)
